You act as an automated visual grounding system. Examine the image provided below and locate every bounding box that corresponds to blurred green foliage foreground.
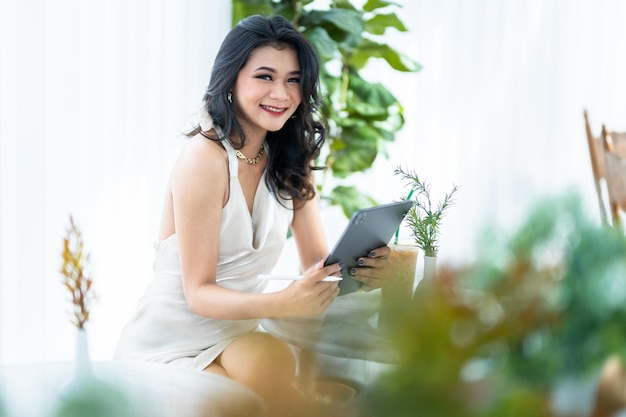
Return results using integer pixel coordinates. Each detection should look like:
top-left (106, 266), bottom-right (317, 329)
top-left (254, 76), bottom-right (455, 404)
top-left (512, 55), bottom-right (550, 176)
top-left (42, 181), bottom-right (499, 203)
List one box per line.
top-left (357, 193), bottom-right (626, 417)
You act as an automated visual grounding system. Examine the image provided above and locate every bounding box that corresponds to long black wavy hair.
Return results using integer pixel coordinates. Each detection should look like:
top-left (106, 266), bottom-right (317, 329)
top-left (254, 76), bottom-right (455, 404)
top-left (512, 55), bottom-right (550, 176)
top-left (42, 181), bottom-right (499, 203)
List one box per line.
top-left (188, 14), bottom-right (326, 208)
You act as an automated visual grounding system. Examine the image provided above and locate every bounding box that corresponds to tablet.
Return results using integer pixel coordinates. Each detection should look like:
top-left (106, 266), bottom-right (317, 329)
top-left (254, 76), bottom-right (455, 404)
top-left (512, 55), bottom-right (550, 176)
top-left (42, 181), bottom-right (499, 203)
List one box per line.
top-left (325, 200), bottom-right (414, 296)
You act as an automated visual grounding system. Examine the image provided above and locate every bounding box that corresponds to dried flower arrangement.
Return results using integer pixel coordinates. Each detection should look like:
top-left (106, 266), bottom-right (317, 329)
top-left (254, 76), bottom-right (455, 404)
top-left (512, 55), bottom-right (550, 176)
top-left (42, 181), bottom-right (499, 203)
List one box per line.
top-left (60, 216), bottom-right (95, 329)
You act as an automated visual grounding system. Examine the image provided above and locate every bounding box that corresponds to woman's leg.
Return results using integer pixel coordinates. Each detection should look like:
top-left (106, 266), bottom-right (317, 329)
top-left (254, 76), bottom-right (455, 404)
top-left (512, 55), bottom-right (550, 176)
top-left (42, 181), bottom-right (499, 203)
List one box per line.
top-left (203, 362), bottom-right (229, 378)
top-left (212, 331), bottom-right (310, 417)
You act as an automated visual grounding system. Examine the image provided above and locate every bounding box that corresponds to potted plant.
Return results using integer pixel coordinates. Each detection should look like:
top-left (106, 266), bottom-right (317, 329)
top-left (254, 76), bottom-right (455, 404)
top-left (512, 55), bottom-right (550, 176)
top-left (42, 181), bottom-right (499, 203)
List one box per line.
top-left (56, 216), bottom-right (136, 417)
top-left (60, 215), bottom-right (95, 378)
top-left (393, 166), bottom-right (459, 282)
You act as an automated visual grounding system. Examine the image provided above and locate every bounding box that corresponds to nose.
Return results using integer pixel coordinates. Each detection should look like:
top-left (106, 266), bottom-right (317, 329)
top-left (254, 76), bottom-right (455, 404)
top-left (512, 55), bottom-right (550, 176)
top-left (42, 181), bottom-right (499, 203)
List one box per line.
top-left (268, 83), bottom-right (289, 101)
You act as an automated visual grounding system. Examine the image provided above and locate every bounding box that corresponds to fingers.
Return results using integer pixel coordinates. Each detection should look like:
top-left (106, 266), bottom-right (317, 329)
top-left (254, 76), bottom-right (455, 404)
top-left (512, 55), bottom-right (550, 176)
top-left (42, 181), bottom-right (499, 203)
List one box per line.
top-left (367, 245), bottom-right (391, 259)
top-left (349, 268), bottom-right (385, 291)
top-left (348, 246), bottom-right (393, 291)
top-left (321, 282), bottom-right (340, 305)
top-left (300, 262), bottom-right (342, 284)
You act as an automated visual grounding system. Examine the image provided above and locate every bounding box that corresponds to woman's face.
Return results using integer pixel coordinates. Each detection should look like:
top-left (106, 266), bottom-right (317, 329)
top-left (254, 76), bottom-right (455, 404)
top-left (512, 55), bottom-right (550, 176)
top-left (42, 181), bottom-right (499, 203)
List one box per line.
top-left (232, 45), bottom-right (302, 137)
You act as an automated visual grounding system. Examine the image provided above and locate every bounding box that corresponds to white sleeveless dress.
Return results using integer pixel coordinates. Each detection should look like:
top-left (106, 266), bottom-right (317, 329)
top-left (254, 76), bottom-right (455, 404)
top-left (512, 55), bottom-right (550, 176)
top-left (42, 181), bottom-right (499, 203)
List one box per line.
top-left (114, 137), bottom-right (294, 370)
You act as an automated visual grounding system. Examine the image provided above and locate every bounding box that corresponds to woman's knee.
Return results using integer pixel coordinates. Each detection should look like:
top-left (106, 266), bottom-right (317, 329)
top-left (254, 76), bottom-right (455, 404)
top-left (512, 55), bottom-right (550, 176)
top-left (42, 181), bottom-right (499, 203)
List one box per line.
top-left (219, 332), bottom-right (296, 382)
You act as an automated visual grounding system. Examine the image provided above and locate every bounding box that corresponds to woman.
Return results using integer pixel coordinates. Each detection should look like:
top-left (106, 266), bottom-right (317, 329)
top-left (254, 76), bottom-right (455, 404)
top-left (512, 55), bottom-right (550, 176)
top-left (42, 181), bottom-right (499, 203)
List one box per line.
top-left (115, 14), bottom-right (390, 417)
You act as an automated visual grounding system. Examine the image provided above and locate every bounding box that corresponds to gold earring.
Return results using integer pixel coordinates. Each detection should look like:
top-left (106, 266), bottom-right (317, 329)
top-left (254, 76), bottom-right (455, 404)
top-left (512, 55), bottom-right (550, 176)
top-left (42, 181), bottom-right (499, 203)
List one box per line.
top-left (227, 91), bottom-right (232, 103)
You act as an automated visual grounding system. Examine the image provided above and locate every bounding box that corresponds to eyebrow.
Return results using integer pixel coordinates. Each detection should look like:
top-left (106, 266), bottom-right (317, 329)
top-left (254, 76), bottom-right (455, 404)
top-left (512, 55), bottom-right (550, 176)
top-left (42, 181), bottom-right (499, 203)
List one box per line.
top-left (254, 66), bottom-right (301, 75)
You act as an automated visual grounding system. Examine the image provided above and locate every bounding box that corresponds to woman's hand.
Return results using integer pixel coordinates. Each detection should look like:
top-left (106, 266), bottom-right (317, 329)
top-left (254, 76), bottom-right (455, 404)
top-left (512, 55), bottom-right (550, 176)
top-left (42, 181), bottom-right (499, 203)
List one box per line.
top-left (348, 246), bottom-right (392, 292)
top-left (279, 259), bottom-right (341, 317)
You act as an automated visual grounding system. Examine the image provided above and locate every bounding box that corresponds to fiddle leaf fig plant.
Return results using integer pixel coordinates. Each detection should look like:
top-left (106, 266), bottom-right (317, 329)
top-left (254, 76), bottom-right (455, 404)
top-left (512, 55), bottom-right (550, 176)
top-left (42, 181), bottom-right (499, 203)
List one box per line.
top-left (394, 166), bottom-right (459, 257)
top-left (232, 0), bottom-right (421, 218)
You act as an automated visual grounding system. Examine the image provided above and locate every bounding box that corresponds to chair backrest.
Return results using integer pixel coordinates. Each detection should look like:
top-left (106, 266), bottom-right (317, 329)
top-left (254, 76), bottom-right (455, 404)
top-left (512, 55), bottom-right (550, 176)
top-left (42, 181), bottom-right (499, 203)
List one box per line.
top-left (602, 129), bottom-right (626, 157)
top-left (602, 125), bottom-right (626, 229)
top-left (584, 110), bottom-right (626, 228)
top-left (585, 110), bottom-right (609, 225)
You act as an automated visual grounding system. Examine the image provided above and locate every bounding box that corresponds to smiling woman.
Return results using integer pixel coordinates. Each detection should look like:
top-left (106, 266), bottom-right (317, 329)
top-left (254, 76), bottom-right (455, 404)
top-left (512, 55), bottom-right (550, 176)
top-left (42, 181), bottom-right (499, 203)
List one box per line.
top-left (2, 0), bottom-right (626, 388)
top-left (112, 14), bottom-right (391, 417)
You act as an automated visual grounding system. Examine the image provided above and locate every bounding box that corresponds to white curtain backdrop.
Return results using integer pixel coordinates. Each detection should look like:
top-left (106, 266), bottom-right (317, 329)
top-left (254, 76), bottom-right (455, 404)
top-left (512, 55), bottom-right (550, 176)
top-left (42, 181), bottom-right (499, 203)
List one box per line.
top-left (0, 0), bottom-right (232, 364)
top-left (1, 0), bottom-right (625, 364)
top-left (355, 0), bottom-right (626, 264)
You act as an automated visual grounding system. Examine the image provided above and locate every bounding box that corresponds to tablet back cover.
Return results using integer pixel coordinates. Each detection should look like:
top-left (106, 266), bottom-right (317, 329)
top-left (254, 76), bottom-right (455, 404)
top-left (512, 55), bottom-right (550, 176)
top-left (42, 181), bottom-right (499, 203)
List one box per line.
top-left (325, 200), bottom-right (414, 296)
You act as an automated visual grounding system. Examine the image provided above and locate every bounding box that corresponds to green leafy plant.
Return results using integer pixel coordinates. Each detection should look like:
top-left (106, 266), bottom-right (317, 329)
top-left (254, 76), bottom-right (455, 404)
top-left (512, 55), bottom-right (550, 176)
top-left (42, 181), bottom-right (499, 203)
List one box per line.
top-left (60, 216), bottom-right (95, 329)
top-left (357, 193), bottom-right (626, 417)
top-left (232, 0), bottom-right (421, 217)
top-left (394, 166), bottom-right (459, 257)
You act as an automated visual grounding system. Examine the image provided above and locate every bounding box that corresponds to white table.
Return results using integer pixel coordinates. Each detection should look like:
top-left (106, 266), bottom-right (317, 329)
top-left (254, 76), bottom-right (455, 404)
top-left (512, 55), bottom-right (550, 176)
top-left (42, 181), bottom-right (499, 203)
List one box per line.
top-left (0, 360), bottom-right (265, 417)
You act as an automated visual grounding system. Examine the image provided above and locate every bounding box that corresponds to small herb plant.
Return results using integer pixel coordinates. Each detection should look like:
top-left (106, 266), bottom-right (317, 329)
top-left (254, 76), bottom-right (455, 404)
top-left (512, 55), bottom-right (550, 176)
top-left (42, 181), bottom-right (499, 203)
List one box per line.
top-left (60, 216), bottom-right (95, 329)
top-left (394, 166), bottom-right (459, 257)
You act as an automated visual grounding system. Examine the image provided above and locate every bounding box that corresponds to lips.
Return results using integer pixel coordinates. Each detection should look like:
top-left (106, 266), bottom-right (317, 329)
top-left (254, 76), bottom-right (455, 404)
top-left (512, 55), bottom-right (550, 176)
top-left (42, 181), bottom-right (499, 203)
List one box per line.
top-left (261, 105), bottom-right (287, 114)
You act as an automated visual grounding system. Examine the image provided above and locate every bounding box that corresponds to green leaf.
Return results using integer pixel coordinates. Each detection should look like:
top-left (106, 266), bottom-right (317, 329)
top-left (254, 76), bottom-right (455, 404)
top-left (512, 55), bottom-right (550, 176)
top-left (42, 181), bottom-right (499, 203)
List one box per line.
top-left (365, 13), bottom-right (407, 35)
top-left (328, 185), bottom-right (379, 218)
top-left (373, 110), bottom-right (404, 136)
top-left (299, 9), bottom-right (364, 41)
top-left (346, 73), bottom-right (399, 118)
top-left (329, 124), bottom-right (380, 177)
top-left (231, 0), bottom-right (275, 26)
top-left (334, 0), bottom-right (359, 11)
top-left (334, 115), bottom-right (366, 128)
top-left (363, 0), bottom-right (400, 12)
top-left (350, 39), bottom-right (421, 72)
top-left (304, 27), bottom-right (338, 60)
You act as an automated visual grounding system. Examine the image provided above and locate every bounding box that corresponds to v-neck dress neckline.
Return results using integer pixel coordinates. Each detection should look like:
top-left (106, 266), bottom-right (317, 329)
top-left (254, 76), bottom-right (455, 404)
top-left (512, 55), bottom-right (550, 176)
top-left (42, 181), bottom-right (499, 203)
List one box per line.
top-left (222, 139), bottom-right (265, 223)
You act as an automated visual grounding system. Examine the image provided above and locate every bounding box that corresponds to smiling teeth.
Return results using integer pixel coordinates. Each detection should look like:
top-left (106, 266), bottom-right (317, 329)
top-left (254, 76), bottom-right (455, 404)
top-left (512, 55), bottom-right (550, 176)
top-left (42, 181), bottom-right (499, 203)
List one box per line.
top-left (262, 105), bottom-right (285, 113)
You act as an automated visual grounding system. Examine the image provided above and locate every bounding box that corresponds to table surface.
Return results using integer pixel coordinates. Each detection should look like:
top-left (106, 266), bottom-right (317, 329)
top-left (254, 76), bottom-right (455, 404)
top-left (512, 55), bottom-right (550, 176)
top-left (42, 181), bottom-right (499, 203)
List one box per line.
top-left (261, 290), bottom-right (399, 364)
top-left (0, 360), bottom-right (265, 417)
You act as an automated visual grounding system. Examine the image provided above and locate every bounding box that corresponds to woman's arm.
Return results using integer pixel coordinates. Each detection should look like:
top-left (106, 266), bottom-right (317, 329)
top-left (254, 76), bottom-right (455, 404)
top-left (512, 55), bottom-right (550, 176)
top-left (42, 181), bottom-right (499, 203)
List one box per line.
top-left (290, 189), bottom-right (330, 271)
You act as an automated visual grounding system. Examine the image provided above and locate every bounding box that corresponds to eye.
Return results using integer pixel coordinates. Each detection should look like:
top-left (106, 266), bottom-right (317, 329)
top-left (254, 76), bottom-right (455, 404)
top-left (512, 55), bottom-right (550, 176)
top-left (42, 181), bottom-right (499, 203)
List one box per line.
top-left (256, 74), bottom-right (273, 81)
top-left (288, 77), bottom-right (301, 84)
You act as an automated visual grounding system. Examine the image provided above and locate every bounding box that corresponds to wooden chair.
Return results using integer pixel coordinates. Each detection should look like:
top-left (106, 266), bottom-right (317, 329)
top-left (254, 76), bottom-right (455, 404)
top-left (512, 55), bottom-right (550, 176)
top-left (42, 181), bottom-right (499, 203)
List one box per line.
top-left (601, 124), bottom-right (626, 229)
top-left (583, 110), bottom-right (626, 228)
top-left (584, 110), bottom-right (609, 225)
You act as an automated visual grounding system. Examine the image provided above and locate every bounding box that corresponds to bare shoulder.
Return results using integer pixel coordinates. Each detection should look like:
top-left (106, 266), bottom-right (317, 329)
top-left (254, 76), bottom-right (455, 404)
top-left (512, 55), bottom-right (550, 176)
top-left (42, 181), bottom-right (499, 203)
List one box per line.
top-left (170, 134), bottom-right (229, 194)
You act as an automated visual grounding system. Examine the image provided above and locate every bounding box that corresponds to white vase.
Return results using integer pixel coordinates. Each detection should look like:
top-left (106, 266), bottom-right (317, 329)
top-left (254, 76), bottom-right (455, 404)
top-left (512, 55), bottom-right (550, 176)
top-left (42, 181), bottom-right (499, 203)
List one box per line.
top-left (73, 327), bottom-right (92, 379)
top-left (423, 255), bottom-right (437, 282)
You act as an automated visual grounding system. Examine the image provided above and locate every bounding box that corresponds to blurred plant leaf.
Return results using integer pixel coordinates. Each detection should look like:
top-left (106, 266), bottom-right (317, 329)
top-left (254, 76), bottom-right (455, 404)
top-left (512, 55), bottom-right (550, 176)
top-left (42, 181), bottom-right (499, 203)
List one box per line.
top-left (350, 38), bottom-right (421, 72)
top-left (365, 13), bottom-right (407, 35)
top-left (328, 185), bottom-right (378, 218)
top-left (363, 0), bottom-right (400, 12)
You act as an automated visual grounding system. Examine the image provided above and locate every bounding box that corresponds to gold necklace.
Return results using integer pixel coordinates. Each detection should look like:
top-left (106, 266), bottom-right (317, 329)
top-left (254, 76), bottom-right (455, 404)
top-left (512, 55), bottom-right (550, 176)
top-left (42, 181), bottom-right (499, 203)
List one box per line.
top-left (234, 144), bottom-right (265, 165)
top-left (213, 124), bottom-right (265, 165)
